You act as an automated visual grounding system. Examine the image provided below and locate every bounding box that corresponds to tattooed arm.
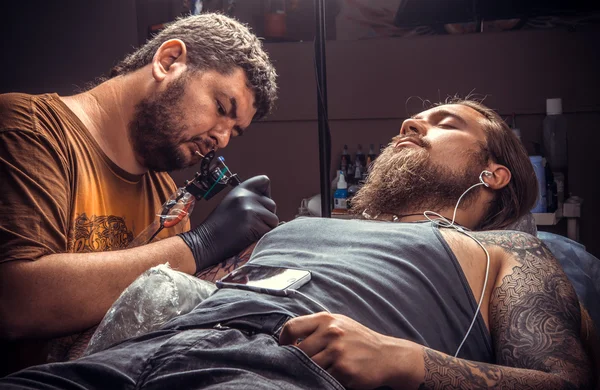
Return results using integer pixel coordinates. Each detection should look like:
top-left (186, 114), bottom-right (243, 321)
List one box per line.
top-left (194, 242), bottom-right (257, 282)
top-left (580, 303), bottom-right (600, 387)
top-left (416, 231), bottom-right (592, 389)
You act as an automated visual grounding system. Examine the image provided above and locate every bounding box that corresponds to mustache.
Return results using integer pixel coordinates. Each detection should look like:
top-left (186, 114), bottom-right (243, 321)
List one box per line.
top-left (390, 135), bottom-right (431, 149)
top-left (192, 137), bottom-right (216, 153)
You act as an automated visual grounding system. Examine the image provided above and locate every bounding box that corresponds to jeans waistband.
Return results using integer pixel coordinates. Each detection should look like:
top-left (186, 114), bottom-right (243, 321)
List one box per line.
top-left (213, 313), bottom-right (291, 340)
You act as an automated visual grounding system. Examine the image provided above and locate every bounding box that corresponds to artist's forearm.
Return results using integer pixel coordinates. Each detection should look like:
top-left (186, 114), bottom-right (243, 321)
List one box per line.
top-left (0, 236), bottom-right (195, 340)
top-left (414, 346), bottom-right (586, 390)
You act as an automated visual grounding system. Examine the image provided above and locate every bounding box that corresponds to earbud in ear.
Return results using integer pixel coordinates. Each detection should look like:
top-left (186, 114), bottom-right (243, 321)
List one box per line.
top-left (479, 171), bottom-right (493, 187)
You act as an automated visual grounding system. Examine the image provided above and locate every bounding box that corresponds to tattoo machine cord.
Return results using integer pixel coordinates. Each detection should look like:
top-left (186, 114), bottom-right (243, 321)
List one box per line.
top-left (424, 170), bottom-right (493, 357)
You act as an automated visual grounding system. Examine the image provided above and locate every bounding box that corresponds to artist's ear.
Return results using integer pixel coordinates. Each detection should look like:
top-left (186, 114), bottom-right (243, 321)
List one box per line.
top-left (151, 39), bottom-right (188, 82)
top-left (484, 163), bottom-right (511, 190)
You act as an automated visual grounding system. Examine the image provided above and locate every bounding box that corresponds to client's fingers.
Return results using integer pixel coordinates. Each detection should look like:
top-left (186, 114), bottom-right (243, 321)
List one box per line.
top-left (279, 314), bottom-right (321, 346)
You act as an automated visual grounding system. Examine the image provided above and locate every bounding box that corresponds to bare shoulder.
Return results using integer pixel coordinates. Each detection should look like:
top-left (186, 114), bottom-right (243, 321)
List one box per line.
top-left (469, 229), bottom-right (592, 387)
top-left (468, 229), bottom-right (543, 255)
top-left (439, 228), bottom-right (540, 255)
top-left (466, 230), bottom-right (556, 280)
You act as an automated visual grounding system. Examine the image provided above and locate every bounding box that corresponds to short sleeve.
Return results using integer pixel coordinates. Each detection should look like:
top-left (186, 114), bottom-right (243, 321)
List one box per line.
top-left (0, 128), bottom-right (71, 263)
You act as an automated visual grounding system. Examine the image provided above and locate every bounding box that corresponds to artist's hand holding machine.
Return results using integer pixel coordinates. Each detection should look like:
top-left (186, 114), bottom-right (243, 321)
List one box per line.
top-left (132, 150), bottom-right (279, 273)
top-left (81, 152), bottom-right (279, 357)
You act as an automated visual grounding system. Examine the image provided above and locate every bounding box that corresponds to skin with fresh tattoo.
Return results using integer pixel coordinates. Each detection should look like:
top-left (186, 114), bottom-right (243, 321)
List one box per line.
top-left (418, 230), bottom-right (592, 389)
top-left (195, 242), bottom-right (256, 282)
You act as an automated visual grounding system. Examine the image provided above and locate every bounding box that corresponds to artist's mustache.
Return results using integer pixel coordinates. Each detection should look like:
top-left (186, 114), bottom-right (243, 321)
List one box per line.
top-left (192, 137), bottom-right (216, 152)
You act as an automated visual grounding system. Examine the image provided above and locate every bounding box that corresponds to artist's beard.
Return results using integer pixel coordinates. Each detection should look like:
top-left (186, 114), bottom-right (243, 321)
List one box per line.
top-left (129, 73), bottom-right (196, 172)
top-left (351, 137), bottom-right (487, 218)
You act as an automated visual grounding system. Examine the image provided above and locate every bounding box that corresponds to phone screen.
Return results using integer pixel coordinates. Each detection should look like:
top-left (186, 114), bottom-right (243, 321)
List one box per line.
top-left (216, 264), bottom-right (311, 293)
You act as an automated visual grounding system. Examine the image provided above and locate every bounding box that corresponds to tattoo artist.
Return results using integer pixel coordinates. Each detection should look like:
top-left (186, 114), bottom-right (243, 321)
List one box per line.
top-left (0, 13), bottom-right (278, 374)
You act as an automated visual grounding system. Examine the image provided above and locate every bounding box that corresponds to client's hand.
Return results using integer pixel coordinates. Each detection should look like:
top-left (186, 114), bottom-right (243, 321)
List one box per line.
top-left (279, 312), bottom-right (407, 389)
top-left (179, 175), bottom-right (279, 273)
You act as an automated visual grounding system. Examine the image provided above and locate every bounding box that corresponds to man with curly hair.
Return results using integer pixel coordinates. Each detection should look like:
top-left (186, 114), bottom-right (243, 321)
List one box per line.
top-left (0, 13), bottom-right (278, 373)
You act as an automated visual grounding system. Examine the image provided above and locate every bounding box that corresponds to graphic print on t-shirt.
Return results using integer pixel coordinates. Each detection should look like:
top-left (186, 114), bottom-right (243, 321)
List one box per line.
top-left (70, 213), bottom-right (134, 252)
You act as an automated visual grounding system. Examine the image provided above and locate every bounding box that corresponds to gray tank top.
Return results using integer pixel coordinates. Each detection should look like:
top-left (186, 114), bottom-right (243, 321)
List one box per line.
top-left (166, 218), bottom-right (494, 362)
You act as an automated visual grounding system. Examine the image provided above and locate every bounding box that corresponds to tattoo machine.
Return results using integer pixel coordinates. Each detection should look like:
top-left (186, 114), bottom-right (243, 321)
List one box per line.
top-left (129, 150), bottom-right (241, 247)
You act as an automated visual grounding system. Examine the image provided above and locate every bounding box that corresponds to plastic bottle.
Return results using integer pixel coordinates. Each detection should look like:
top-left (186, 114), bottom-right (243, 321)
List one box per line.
top-left (542, 98), bottom-right (568, 172)
top-left (354, 145), bottom-right (365, 182)
top-left (355, 144), bottom-right (366, 166)
top-left (348, 183), bottom-right (361, 199)
top-left (340, 145), bottom-right (350, 173)
top-left (347, 182), bottom-right (361, 210)
top-left (544, 159), bottom-right (557, 212)
top-left (333, 171), bottom-right (348, 210)
top-left (529, 156), bottom-right (547, 213)
top-left (331, 170), bottom-right (340, 199)
top-left (354, 166), bottom-right (363, 185)
top-left (553, 172), bottom-right (565, 207)
top-left (340, 144), bottom-right (354, 185)
top-left (296, 198), bottom-right (310, 218)
top-left (367, 144), bottom-right (377, 165)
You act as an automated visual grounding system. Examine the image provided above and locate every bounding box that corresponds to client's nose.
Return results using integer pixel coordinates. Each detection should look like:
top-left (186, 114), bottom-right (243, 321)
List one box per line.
top-left (399, 119), bottom-right (425, 136)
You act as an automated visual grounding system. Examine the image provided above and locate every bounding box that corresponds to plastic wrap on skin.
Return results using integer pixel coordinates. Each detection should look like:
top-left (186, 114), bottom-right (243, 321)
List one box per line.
top-left (84, 264), bottom-right (216, 356)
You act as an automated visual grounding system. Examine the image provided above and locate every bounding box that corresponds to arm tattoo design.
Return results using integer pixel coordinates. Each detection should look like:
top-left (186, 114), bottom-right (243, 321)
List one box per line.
top-left (194, 242), bottom-right (256, 282)
top-left (419, 231), bottom-right (591, 389)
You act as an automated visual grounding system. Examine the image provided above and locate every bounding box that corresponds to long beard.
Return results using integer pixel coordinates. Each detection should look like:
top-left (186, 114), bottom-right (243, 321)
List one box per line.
top-left (351, 140), bottom-right (487, 218)
top-left (128, 74), bottom-right (190, 172)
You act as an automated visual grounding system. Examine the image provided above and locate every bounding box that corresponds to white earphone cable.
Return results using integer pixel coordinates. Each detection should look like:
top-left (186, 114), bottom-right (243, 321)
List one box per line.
top-left (285, 289), bottom-right (331, 313)
top-left (424, 171), bottom-right (492, 357)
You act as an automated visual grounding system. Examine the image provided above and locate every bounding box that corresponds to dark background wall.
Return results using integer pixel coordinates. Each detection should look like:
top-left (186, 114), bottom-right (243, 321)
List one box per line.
top-left (2, 1), bottom-right (599, 256)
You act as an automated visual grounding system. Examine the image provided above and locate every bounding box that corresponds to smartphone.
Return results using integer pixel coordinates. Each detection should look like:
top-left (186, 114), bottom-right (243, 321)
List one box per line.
top-left (216, 264), bottom-right (311, 297)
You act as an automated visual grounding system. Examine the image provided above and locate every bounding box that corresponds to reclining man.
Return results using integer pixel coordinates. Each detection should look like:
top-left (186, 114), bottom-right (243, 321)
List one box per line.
top-left (2, 100), bottom-right (594, 389)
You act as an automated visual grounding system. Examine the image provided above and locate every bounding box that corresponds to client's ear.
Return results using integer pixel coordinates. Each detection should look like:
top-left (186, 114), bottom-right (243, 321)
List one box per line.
top-left (484, 164), bottom-right (511, 190)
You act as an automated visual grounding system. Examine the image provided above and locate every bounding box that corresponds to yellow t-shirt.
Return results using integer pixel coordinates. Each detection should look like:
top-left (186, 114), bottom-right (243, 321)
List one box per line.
top-left (0, 93), bottom-right (187, 367)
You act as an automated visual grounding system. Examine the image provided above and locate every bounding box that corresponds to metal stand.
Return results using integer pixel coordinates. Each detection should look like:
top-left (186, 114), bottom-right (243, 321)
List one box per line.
top-left (314, 0), bottom-right (331, 217)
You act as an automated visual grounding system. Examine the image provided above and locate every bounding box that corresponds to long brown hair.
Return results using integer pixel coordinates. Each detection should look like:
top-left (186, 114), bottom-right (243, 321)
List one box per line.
top-left (450, 99), bottom-right (539, 230)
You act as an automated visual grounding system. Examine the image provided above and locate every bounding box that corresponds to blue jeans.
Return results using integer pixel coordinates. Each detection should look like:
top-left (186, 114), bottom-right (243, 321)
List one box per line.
top-left (1, 318), bottom-right (345, 389)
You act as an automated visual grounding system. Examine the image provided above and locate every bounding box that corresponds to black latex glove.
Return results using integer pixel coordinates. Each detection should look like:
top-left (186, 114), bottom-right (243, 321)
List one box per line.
top-left (178, 175), bottom-right (279, 273)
